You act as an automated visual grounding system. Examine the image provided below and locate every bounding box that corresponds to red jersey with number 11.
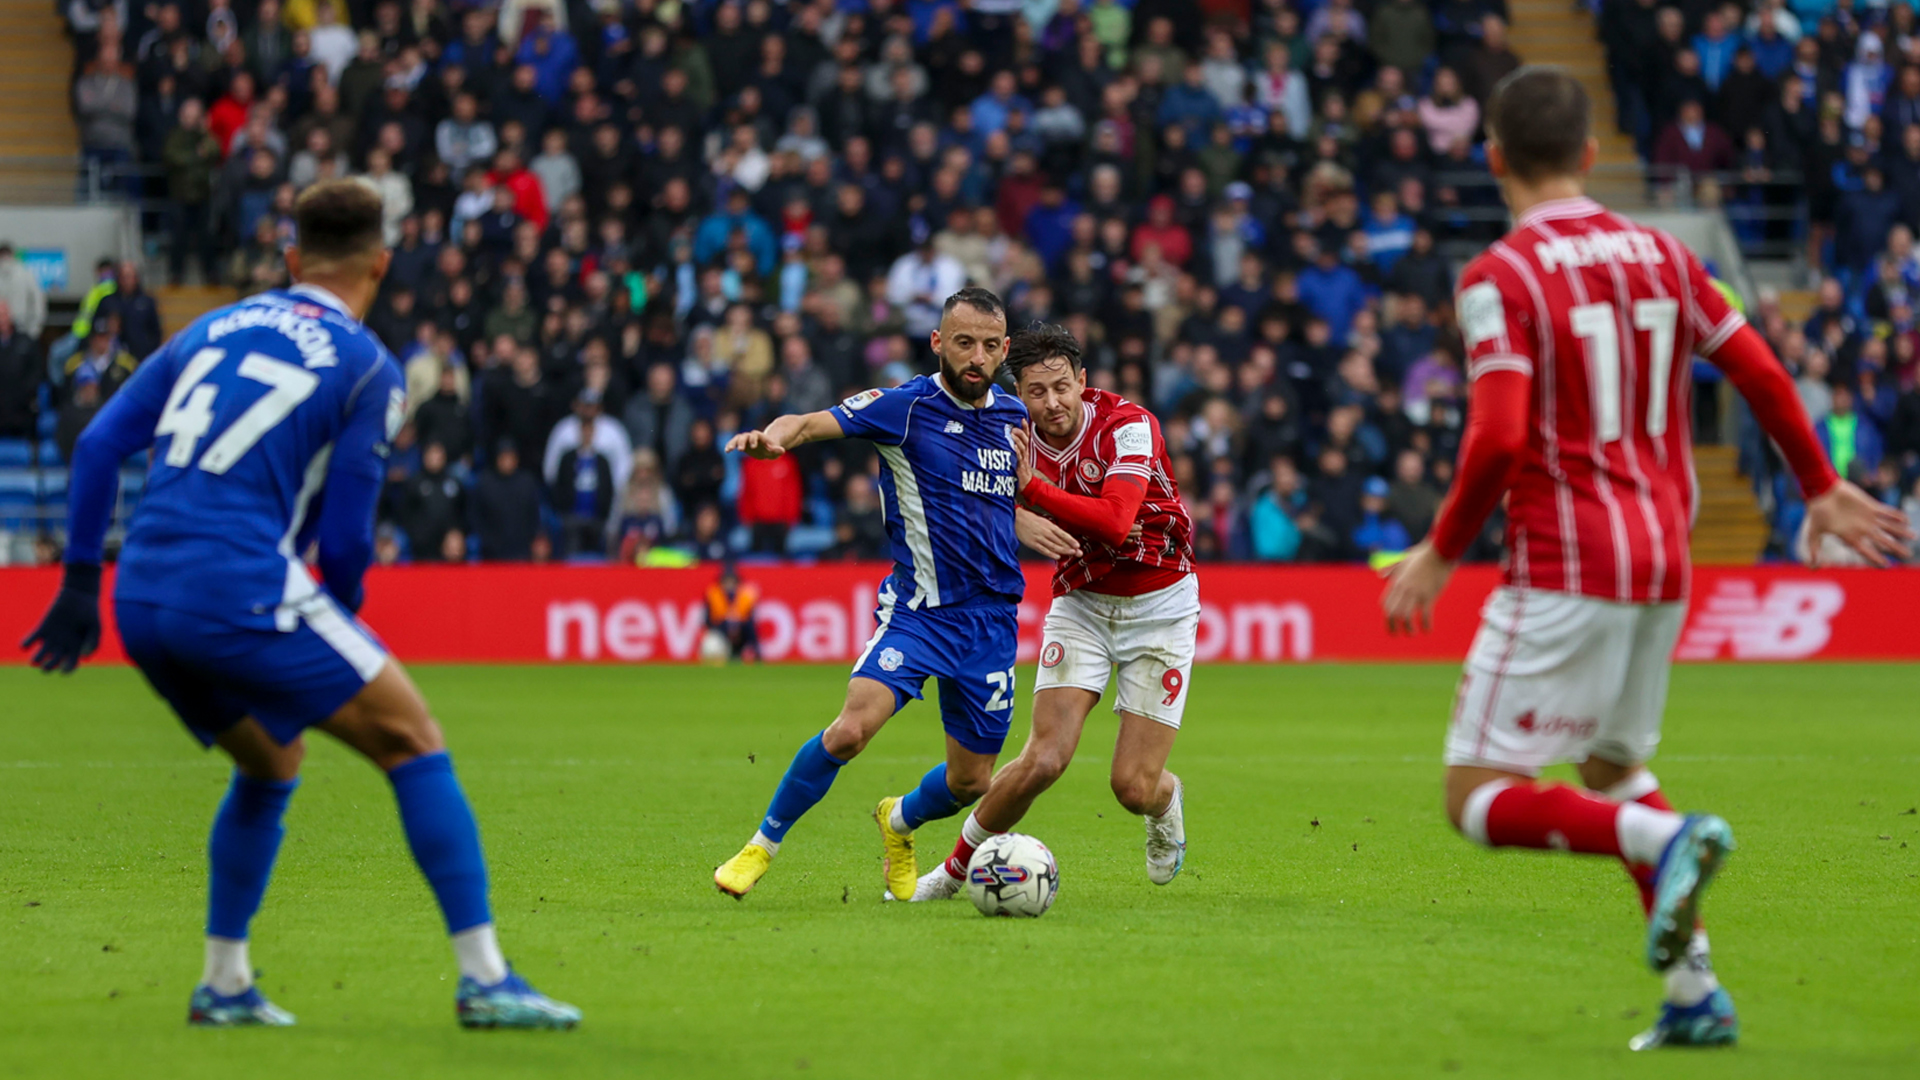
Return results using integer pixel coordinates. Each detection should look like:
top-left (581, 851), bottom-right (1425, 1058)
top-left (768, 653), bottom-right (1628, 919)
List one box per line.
top-left (1452, 197), bottom-right (1747, 604)
top-left (1033, 388), bottom-right (1195, 597)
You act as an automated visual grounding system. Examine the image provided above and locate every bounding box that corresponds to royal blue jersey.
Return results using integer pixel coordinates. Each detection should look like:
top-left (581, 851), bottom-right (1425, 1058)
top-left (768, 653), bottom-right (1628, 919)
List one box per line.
top-left (832, 374), bottom-right (1028, 609)
top-left (83, 285), bottom-right (404, 628)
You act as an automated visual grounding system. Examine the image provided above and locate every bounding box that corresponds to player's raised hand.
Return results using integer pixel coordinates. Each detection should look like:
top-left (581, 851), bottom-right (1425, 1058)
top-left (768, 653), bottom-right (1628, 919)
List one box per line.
top-left (21, 563), bottom-right (104, 674)
top-left (1379, 542), bottom-right (1453, 636)
top-left (726, 429), bottom-right (785, 460)
top-left (1008, 423), bottom-right (1036, 493)
top-left (1016, 507), bottom-right (1082, 560)
top-left (1801, 480), bottom-right (1915, 567)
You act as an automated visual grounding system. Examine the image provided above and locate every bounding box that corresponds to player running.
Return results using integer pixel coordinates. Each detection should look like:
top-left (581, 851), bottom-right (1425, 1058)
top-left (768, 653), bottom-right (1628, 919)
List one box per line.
top-left (20, 182), bottom-right (579, 1030)
top-left (712, 288), bottom-right (1080, 901)
top-left (911, 323), bottom-right (1196, 901)
top-left (1379, 68), bottom-right (1910, 1050)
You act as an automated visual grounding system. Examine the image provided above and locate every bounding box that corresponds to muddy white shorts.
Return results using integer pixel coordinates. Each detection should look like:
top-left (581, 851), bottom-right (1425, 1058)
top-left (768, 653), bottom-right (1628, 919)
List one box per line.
top-left (1033, 574), bottom-right (1200, 729)
top-left (1444, 586), bottom-right (1685, 775)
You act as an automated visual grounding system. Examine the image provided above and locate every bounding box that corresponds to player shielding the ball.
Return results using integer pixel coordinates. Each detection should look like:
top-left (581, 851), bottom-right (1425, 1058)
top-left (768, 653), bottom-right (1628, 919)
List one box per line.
top-left (912, 323), bottom-right (1197, 901)
top-left (1379, 67), bottom-right (1911, 1049)
top-left (20, 181), bottom-right (578, 1029)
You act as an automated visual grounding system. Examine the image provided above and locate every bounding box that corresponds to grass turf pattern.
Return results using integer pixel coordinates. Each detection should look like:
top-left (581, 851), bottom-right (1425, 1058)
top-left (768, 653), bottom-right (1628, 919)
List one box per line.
top-left (2, 663), bottom-right (1916, 1078)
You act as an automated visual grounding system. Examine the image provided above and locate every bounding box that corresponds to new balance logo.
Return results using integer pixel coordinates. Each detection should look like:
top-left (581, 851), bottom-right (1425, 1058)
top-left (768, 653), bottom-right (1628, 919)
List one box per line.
top-left (944, 420), bottom-right (965, 434)
top-left (1676, 580), bottom-right (1845, 660)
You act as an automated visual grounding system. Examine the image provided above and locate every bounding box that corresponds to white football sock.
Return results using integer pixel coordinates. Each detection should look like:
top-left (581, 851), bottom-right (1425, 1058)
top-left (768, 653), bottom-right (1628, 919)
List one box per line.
top-left (202, 937), bottom-right (251, 995)
top-left (888, 800), bottom-right (910, 834)
top-left (1663, 930), bottom-right (1718, 1006)
top-left (749, 830), bottom-right (780, 856)
top-left (1616, 802), bottom-right (1684, 865)
top-left (959, 812), bottom-right (995, 847)
top-left (452, 923), bottom-right (509, 985)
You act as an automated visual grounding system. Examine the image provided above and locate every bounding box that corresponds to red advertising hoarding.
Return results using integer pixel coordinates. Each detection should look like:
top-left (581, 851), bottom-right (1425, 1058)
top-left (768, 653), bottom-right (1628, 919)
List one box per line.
top-left (0, 563), bottom-right (1908, 664)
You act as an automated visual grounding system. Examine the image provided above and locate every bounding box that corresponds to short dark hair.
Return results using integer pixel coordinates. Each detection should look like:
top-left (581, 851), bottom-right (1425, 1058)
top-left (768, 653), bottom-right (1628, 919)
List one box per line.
top-left (1004, 321), bottom-right (1083, 384)
top-left (942, 285), bottom-right (1005, 324)
top-left (1485, 66), bottom-right (1591, 183)
top-left (294, 179), bottom-right (386, 264)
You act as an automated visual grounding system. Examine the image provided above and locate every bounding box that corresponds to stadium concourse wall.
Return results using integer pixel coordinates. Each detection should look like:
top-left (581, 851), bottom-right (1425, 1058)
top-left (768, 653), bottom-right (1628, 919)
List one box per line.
top-left (0, 565), bottom-right (1911, 665)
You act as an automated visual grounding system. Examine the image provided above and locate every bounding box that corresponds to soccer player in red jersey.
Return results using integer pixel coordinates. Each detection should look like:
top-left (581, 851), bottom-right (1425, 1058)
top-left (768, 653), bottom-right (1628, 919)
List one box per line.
top-left (909, 323), bottom-right (1199, 901)
top-left (1381, 67), bottom-right (1912, 1049)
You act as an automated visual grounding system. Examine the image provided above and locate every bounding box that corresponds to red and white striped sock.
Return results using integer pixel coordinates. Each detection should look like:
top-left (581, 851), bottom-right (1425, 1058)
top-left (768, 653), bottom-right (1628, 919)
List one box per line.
top-left (943, 812), bottom-right (998, 880)
top-left (1603, 771), bottom-right (1677, 914)
top-left (1461, 780), bottom-right (1681, 863)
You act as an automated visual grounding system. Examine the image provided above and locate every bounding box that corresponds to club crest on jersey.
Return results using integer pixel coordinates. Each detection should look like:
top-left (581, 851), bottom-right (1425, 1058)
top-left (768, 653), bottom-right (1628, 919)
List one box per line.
top-left (1040, 642), bottom-right (1064, 668)
top-left (944, 420), bottom-right (965, 434)
top-left (841, 389), bottom-right (883, 411)
top-left (1079, 460), bottom-right (1102, 484)
top-left (878, 647), bottom-right (903, 672)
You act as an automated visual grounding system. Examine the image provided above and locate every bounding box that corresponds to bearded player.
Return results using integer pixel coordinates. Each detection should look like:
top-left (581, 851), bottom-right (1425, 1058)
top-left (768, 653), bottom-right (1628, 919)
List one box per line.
top-left (713, 288), bottom-right (1082, 901)
top-left (1380, 67), bottom-right (1911, 1049)
top-left (911, 323), bottom-right (1196, 902)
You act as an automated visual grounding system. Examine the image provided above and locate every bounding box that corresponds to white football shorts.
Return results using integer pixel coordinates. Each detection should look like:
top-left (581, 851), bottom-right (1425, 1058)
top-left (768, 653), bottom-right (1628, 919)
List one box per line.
top-left (1444, 586), bottom-right (1685, 775)
top-left (1033, 574), bottom-right (1200, 729)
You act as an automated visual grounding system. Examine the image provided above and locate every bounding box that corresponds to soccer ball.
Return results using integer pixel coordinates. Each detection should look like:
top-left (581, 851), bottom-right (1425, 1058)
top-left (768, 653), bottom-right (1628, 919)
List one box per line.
top-left (966, 833), bottom-right (1058, 918)
top-left (698, 628), bottom-right (731, 665)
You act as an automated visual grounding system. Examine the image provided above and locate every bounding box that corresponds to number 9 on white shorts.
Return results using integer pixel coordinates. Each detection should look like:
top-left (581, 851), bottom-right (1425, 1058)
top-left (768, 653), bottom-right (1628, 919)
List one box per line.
top-left (1033, 575), bottom-right (1200, 728)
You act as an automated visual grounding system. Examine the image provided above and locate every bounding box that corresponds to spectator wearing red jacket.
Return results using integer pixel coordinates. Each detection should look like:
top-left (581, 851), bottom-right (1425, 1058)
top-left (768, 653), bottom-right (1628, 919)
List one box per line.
top-left (1131, 195), bottom-right (1193, 268)
top-left (486, 146), bottom-right (550, 232)
top-left (737, 450), bottom-right (802, 554)
top-left (208, 70), bottom-right (256, 156)
top-left (1652, 100), bottom-right (1736, 176)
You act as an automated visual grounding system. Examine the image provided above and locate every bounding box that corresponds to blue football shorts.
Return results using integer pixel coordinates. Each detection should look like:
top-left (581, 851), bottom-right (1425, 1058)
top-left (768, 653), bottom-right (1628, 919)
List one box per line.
top-left (850, 582), bottom-right (1021, 755)
top-left (116, 593), bottom-right (390, 748)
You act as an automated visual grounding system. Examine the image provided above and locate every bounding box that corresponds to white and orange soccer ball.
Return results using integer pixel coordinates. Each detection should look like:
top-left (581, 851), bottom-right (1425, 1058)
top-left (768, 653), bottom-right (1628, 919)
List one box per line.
top-left (966, 833), bottom-right (1058, 918)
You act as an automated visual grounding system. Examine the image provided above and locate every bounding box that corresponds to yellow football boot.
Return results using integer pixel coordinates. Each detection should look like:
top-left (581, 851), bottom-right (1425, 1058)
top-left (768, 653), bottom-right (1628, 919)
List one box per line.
top-left (875, 797), bottom-right (917, 900)
top-left (714, 843), bottom-right (773, 898)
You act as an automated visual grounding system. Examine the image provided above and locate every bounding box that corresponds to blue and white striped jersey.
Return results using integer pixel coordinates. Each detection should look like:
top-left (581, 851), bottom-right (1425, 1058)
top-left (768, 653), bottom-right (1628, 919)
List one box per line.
top-left (832, 374), bottom-right (1028, 609)
top-left (108, 285), bottom-right (405, 626)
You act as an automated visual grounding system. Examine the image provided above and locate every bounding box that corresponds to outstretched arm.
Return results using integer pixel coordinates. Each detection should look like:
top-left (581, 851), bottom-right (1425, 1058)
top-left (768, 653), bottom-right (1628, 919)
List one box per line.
top-left (726, 410), bottom-right (845, 459)
top-left (23, 349), bottom-right (172, 672)
top-left (314, 363), bottom-right (404, 612)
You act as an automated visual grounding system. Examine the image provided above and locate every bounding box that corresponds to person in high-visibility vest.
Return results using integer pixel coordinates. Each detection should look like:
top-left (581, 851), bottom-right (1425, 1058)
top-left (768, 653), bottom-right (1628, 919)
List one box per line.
top-left (704, 562), bottom-right (761, 662)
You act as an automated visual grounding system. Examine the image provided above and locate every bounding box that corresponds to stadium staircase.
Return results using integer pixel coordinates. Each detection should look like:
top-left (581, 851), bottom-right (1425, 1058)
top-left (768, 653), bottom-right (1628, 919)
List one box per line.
top-left (160, 286), bottom-right (238, 336)
top-left (0, 0), bottom-right (79, 204)
top-left (1507, 0), bottom-right (1645, 206)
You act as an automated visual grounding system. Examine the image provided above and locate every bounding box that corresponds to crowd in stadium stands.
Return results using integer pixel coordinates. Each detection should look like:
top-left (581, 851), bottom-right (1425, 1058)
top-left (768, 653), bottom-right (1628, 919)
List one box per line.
top-left (6, 0), bottom-right (1910, 565)
top-left (1597, 0), bottom-right (1920, 555)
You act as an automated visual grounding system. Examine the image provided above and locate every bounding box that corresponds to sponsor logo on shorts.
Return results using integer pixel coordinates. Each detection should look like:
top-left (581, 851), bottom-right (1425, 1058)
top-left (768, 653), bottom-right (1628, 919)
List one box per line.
top-left (1040, 641), bottom-right (1064, 668)
top-left (878, 647), bottom-right (903, 672)
top-left (1079, 460), bottom-right (1102, 484)
top-left (1676, 580), bottom-right (1845, 660)
top-left (1513, 710), bottom-right (1597, 739)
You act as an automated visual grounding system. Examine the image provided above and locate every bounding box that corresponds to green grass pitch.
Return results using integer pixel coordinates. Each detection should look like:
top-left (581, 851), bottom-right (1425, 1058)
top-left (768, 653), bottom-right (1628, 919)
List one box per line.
top-left (3, 662), bottom-right (1917, 1079)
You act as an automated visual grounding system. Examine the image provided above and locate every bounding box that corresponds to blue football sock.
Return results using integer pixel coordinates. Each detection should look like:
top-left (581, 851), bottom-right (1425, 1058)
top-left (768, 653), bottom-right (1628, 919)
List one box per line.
top-left (206, 772), bottom-right (298, 940)
top-left (388, 752), bottom-right (492, 934)
top-left (898, 763), bottom-right (969, 831)
top-left (759, 733), bottom-right (847, 844)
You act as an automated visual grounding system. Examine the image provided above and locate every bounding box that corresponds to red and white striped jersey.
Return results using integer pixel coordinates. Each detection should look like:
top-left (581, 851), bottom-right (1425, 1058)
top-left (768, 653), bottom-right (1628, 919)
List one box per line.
top-left (1034, 388), bottom-right (1195, 597)
top-left (1455, 196), bottom-right (1744, 604)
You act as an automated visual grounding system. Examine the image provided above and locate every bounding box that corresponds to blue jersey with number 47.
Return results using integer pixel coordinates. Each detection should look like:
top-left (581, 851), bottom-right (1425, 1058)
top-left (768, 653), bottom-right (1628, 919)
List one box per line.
top-left (108, 286), bottom-right (405, 627)
top-left (833, 374), bottom-right (1028, 610)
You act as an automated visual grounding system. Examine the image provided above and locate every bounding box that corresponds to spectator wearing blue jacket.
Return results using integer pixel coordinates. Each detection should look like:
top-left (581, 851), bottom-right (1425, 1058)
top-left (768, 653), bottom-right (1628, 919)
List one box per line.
top-left (515, 19), bottom-right (580, 107)
top-left (1249, 456), bottom-right (1307, 561)
top-left (694, 188), bottom-right (777, 275)
top-left (1158, 62), bottom-right (1224, 145)
top-left (1023, 184), bottom-right (1081, 273)
top-left (1297, 242), bottom-right (1369, 344)
top-left (1353, 476), bottom-right (1412, 555)
top-left (1834, 164), bottom-right (1902, 274)
top-left (1692, 11), bottom-right (1739, 91)
top-left (969, 70), bottom-right (1032, 139)
top-left (1362, 191), bottom-right (1416, 271)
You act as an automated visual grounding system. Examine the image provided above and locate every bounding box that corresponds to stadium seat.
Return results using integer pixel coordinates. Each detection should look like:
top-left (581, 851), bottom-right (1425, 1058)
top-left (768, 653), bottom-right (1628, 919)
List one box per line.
top-left (38, 468), bottom-right (69, 503)
top-left (38, 439), bottom-right (61, 465)
top-left (0, 439), bottom-right (31, 467)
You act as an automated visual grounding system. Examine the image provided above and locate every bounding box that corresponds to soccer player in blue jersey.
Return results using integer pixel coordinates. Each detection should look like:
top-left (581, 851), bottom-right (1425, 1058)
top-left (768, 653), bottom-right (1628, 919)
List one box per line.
top-left (713, 288), bottom-right (1080, 900)
top-left (20, 181), bottom-right (579, 1030)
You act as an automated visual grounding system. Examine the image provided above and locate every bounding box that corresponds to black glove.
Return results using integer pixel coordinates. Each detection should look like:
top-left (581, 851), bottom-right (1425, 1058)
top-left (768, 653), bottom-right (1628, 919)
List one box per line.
top-left (22, 562), bottom-right (103, 674)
